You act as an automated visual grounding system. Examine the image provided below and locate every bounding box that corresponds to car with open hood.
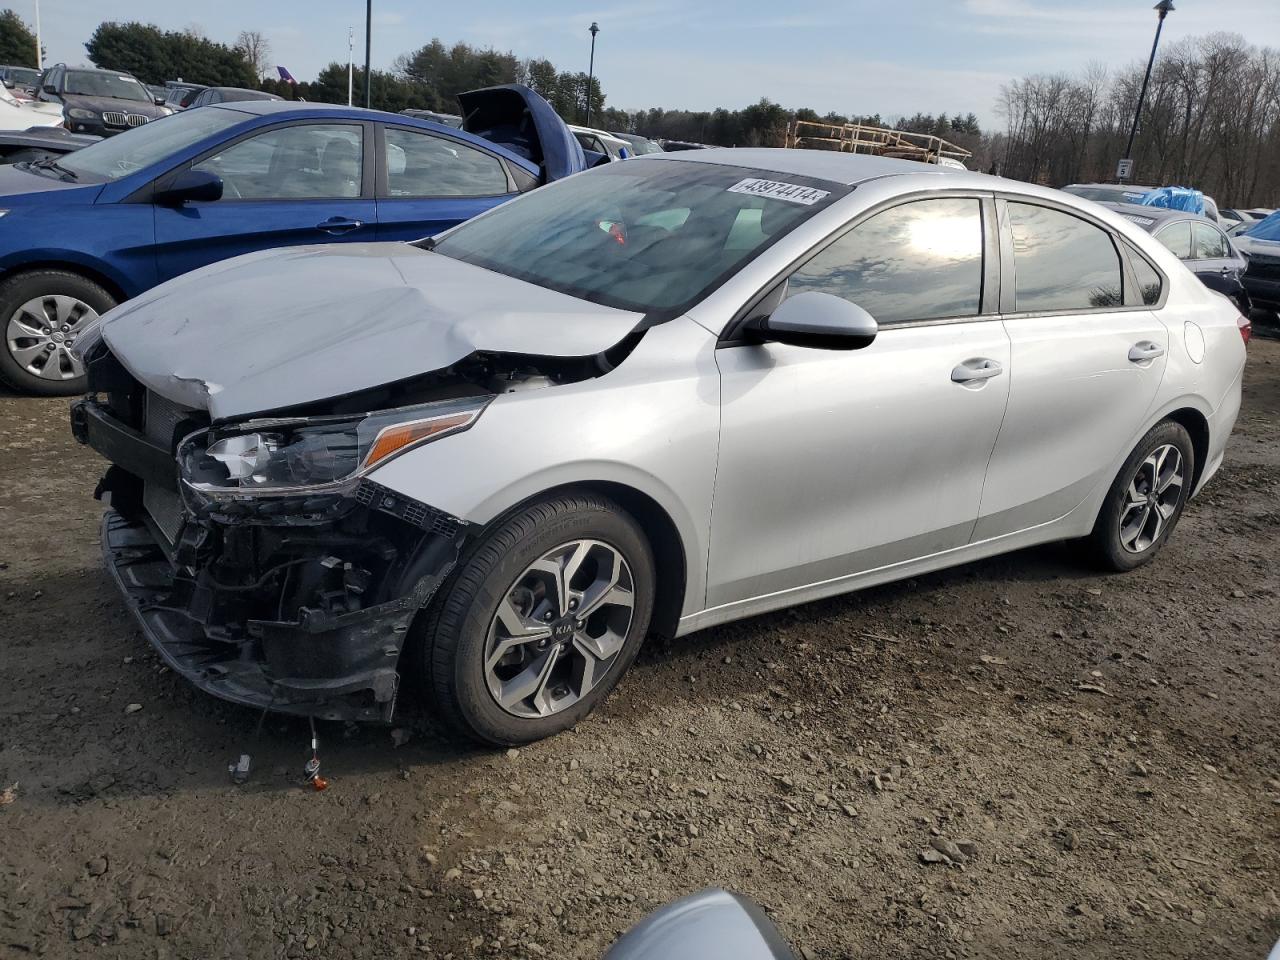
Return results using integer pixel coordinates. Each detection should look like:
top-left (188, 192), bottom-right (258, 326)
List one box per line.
top-left (0, 84), bottom-right (585, 395)
top-left (71, 149), bottom-right (1244, 744)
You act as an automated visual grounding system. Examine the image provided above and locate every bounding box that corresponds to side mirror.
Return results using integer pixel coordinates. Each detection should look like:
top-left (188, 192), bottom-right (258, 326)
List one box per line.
top-left (154, 169), bottom-right (224, 206)
top-left (154, 96), bottom-right (166, 106)
top-left (746, 291), bottom-right (878, 350)
top-left (43, 84), bottom-right (57, 95)
top-left (1, 80), bottom-right (13, 89)
top-left (604, 889), bottom-right (797, 960)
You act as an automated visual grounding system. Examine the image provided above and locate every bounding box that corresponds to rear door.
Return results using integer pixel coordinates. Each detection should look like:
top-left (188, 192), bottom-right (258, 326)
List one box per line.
top-left (1189, 221), bottom-right (1243, 299)
top-left (976, 199), bottom-right (1168, 540)
top-left (373, 124), bottom-right (516, 242)
top-left (709, 195), bottom-right (1011, 607)
top-left (152, 119), bottom-right (376, 282)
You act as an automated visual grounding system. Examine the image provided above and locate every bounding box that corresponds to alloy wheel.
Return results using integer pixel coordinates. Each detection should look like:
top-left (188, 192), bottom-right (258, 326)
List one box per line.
top-left (1118, 443), bottom-right (1184, 554)
top-left (484, 539), bottom-right (636, 719)
top-left (5, 295), bottom-right (97, 382)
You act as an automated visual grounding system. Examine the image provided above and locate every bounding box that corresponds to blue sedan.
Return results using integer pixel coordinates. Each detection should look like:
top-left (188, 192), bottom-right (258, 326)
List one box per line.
top-left (0, 86), bottom-right (586, 394)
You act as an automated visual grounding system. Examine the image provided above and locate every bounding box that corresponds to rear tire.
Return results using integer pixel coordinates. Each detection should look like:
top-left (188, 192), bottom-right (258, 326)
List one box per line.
top-left (417, 492), bottom-right (655, 746)
top-left (1088, 420), bottom-right (1195, 572)
top-left (0, 269), bottom-right (116, 396)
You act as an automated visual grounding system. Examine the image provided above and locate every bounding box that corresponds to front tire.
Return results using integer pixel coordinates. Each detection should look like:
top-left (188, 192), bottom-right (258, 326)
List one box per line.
top-left (418, 492), bottom-right (655, 746)
top-left (0, 269), bottom-right (117, 396)
top-left (1088, 420), bottom-right (1195, 572)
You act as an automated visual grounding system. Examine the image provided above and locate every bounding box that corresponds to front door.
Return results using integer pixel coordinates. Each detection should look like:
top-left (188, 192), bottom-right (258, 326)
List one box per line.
top-left (977, 200), bottom-right (1168, 539)
top-left (153, 120), bottom-right (376, 283)
top-left (708, 196), bottom-right (1010, 609)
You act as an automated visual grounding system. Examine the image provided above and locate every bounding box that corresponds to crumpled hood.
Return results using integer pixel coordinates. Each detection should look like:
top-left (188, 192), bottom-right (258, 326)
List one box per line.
top-left (98, 243), bottom-right (643, 421)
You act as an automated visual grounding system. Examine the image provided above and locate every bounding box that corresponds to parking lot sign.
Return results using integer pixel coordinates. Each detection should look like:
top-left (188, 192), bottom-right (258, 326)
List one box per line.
top-left (1116, 158), bottom-right (1134, 181)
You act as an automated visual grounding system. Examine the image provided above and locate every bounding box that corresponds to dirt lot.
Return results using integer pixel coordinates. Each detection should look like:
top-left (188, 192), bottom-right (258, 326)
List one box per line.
top-left (1, 338), bottom-right (1278, 960)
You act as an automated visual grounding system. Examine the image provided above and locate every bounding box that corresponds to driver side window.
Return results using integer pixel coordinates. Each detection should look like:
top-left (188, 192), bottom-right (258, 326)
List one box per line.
top-left (192, 123), bottom-right (363, 200)
top-left (786, 198), bottom-right (984, 324)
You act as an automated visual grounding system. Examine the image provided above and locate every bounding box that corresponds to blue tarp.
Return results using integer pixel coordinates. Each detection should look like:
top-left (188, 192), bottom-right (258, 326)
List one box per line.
top-left (1138, 186), bottom-right (1205, 215)
top-left (1243, 210), bottom-right (1280, 242)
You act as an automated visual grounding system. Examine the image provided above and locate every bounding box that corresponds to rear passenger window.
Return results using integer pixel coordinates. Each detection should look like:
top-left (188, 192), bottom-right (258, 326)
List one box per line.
top-left (384, 128), bottom-right (508, 198)
top-left (1192, 222), bottom-right (1229, 259)
top-left (1155, 222), bottom-right (1192, 259)
top-left (1008, 203), bottom-right (1122, 311)
top-left (1124, 241), bottom-right (1162, 306)
top-left (786, 198), bottom-right (983, 324)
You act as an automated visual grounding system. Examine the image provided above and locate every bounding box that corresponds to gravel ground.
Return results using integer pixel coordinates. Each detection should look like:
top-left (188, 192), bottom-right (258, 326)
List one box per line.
top-left (1, 338), bottom-right (1277, 960)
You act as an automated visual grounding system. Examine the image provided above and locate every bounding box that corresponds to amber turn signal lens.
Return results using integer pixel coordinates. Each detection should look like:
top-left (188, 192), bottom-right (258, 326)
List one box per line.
top-left (363, 413), bottom-right (475, 469)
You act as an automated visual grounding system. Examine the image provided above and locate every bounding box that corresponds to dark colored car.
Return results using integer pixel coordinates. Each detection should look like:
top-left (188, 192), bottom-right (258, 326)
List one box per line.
top-left (0, 86), bottom-right (586, 395)
top-left (1233, 211), bottom-right (1280, 314)
top-left (0, 128), bottom-right (98, 165)
top-left (400, 108), bottom-right (463, 128)
top-left (186, 86), bottom-right (282, 109)
top-left (659, 140), bottom-right (710, 151)
top-left (34, 64), bottom-right (171, 136)
top-left (1103, 202), bottom-right (1250, 315)
top-left (0, 65), bottom-right (40, 92)
top-left (164, 81), bottom-right (207, 109)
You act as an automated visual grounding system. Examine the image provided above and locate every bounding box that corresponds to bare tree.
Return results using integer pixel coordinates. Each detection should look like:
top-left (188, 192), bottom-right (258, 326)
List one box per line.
top-left (236, 30), bottom-right (272, 81)
top-left (996, 32), bottom-right (1280, 205)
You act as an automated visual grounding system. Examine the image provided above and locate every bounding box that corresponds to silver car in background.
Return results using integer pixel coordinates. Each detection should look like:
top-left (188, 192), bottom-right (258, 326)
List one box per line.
top-left (72, 149), bottom-right (1246, 745)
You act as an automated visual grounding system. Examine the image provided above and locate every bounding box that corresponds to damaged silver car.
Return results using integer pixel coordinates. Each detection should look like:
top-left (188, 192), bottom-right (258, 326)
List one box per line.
top-left (71, 150), bottom-right (1245, 745)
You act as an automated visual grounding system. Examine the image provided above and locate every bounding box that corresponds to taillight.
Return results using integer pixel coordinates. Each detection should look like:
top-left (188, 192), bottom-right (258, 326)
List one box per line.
top-left (1237, 311), bottom-right (1251, 344)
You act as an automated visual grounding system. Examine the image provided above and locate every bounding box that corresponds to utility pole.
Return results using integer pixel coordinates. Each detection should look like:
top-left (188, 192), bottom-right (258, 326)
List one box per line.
top-left (34, 0), bottom-right (41, 70)
top-left (585, 21), bottom-right (599, 126)
top-left (363, 0), bottom-right (373, 109)
top-left (1119, 0), bottom-right (1175, 184)
top-left (347, 27), bottom-right (354, 106)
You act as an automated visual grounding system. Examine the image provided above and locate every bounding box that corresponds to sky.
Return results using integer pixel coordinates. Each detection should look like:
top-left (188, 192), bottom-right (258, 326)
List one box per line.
top-left (29, 0), bottom-right (1280, 127)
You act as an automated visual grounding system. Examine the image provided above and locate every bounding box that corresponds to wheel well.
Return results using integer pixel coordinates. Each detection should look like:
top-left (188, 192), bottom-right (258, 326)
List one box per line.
top-left (1166, 407), bottom-right (1210, 490)
top-left (0, 261), bottom-right (128, 304)
top-left (482, 481), bottom-right (688, 640)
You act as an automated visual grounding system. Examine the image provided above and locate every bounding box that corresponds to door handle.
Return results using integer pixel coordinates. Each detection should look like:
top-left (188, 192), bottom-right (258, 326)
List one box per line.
top-left (1128, 341), bottom-right (1166, 362)
top-left (316, 217), bottom-right (364, 235)
top-left (951, 358), bottom-right (1003, 383)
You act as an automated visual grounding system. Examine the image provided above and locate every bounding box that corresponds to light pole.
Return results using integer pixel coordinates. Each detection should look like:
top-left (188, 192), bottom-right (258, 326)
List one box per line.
top-left (33, 0), bottom-right (41, 70)
top-left (1119, 0), bottom-right (1174, 184)
top-left (585, 21), bottom-right (599, 126)
top-left (347, 27), bottom-right (354, 106)
top-left (363, 0), bottom-right (373, 109)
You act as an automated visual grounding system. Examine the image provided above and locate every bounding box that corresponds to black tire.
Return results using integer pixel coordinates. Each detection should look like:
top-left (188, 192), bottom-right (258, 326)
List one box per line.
top-left (417, 492), bottom-right (655, 746)
top-left (1088, 420), bottom-right (1195, 572)
top-left (0, 269), bottom-right (117, 396)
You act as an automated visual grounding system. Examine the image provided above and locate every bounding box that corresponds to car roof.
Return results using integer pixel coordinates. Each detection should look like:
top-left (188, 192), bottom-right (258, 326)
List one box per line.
top-left (1098, 200), bottom-right (1221, 232)
top-left (656, 147), bottom-right (965, 186)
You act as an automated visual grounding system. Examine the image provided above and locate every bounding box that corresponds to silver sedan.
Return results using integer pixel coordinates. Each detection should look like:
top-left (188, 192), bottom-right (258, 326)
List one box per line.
top-left (74, 148), bottom-right (1246, 745)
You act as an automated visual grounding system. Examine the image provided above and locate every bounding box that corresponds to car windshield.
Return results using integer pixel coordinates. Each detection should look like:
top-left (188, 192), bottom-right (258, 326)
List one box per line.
top-left (618, 135), bottom-right (664, 155)
top-left (56, 107), bottom-right (243, 182)
top-left (7, 68), bottom-right (38, 85)
top-left (1244, 211), bottom-right (1280, 242)
top-left (64, 71), bottom-right (152, 102)
top-left (431, 160), bottom-right (845, 313)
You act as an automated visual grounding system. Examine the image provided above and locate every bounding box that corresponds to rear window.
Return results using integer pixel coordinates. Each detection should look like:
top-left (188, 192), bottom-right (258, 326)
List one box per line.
top-left (1008, 202), bottom-right (1123, 311)
top-left (432, 160), bottom-right (847, 314)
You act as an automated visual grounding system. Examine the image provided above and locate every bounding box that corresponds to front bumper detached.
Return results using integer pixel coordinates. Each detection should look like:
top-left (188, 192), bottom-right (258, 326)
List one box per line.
top-left (100, 506), bottom-right (463, 723)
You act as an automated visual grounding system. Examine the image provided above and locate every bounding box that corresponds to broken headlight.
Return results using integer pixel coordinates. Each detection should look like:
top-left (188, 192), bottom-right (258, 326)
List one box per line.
top-left (178, 396), bottom-right (490, 499)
